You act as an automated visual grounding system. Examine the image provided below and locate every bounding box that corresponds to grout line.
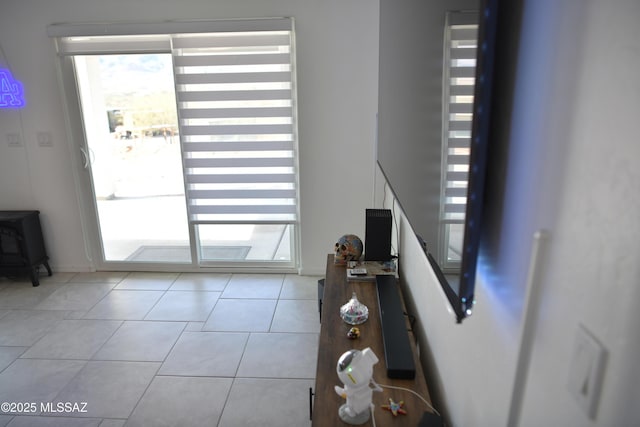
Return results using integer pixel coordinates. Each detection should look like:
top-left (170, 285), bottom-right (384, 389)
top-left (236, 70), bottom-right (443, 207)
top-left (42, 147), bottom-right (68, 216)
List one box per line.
top-left (0, 271), bottom-right (318, 425)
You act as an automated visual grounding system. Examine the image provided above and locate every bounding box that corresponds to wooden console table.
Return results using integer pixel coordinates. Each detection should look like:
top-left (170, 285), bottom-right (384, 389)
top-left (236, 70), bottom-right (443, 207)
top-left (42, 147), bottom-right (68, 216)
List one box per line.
top-left (311, 254), bottom-right (433, 426)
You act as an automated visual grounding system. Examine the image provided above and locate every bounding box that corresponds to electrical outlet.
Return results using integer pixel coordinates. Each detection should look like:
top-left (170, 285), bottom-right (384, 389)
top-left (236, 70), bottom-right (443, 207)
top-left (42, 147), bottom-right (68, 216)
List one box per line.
top-left (567, 324), bottom-right (607, 419)
top-left (7, 133), bottom-right (22, 147)
top-left (37, 131), bottom-right (53, 147)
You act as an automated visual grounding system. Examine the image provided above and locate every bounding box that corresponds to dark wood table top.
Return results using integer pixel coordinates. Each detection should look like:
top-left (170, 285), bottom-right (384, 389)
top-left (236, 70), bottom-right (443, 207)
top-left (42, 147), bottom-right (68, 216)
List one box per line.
top-left (312, 254), bottom-right (434, 426)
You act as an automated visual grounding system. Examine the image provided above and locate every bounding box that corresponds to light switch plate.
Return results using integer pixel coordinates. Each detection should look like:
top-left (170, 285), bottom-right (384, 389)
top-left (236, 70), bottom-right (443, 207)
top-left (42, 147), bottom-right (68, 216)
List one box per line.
top-left (7, 133), bottom-right (21, 147)
top-left (37, 131), bottom-right (53, 147)
top-left (567, 324), bottom-right (607, 419)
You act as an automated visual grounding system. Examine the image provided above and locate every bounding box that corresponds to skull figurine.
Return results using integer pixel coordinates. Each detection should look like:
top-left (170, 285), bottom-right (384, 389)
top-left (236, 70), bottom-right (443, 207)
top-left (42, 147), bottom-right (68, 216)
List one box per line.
top-left (334, 234), bottom-right (363, 265)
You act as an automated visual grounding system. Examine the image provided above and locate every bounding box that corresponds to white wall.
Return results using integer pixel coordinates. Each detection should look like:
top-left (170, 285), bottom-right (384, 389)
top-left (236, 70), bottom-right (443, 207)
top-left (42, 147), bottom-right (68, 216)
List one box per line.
top-left (377, 172), bottom-right (522, 427)
top-left (0, 0), bottom-right (379, 274)
top-left (517, 0), bottom-right (640, 425)
top-left (376, 0), bottom-right (640, 426)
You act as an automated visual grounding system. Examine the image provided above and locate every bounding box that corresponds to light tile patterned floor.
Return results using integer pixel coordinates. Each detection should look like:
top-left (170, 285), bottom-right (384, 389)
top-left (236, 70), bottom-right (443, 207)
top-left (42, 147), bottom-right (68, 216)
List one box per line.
top-left (0, 272), bottom-right (321, 427)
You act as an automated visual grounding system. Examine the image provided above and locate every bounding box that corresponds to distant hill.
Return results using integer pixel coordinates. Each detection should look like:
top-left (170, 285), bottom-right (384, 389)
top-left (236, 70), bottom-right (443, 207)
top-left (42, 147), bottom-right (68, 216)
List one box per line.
top-left (97, 54), bottom-right (175, 100)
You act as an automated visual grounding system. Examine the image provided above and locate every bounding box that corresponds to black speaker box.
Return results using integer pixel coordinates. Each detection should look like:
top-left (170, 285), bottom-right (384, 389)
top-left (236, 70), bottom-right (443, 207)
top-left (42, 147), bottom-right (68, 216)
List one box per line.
top-left (364, 209), bottom-right (392, 261)
top-left (418, 411), bottom-right (444, 427)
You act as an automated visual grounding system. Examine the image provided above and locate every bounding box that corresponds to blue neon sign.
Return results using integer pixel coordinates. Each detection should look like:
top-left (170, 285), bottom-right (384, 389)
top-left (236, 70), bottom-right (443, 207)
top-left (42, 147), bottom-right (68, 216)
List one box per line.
top-left (0, 68), bottom-right (25, 108)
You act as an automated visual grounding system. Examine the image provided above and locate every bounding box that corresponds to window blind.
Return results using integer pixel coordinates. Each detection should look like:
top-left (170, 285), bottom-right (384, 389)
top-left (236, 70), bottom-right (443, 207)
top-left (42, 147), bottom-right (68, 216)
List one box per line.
top-left (173, 24), bottom-right (298, 223)
top-left (50, 18), bottom-right (298, 225)
top-left (443, 13), bottom-right (478, 221)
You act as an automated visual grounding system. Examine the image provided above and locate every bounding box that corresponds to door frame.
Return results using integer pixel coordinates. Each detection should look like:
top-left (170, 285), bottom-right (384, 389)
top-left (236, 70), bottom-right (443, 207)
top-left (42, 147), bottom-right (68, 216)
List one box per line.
top-left (55, 54), bottom-right (299, 273)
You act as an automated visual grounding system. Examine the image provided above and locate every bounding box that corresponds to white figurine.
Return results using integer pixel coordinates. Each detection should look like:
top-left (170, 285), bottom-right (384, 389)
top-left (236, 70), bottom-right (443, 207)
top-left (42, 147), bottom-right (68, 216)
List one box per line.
top-left (334, 347), bottom-right (382, 425)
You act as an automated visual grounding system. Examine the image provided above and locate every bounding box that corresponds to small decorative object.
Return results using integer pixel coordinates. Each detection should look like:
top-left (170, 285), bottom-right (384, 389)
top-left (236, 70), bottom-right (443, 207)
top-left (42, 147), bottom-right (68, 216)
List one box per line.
top-left (334, 234), bottom-right (363, 265)
top-left (382, 398), bottom-right (407, 416)
top-left (347, 327), bottom-right (360, 339)
top-left (340, 292), bottom-right (369, 325)
top-left (334, 347), bottom-right (382, 424)
top-left (381, 259), bottom-right (397, 272)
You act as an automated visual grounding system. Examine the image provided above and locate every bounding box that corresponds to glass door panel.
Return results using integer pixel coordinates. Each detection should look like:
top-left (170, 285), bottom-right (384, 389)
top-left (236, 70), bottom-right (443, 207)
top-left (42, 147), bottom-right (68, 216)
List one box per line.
top-left (74, 54), bottom-right (191, 263)
top-left (195, 224), bottom-right (293, 263)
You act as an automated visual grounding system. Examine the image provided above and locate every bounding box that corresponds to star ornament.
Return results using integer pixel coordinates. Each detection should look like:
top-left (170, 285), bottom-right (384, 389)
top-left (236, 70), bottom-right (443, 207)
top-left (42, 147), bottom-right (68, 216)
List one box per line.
top-left (381, 398), bottom-right (407, 416)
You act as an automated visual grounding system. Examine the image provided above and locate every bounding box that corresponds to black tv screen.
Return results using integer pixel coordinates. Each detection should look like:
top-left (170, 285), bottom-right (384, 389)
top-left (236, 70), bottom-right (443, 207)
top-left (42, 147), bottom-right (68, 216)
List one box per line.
top-left (377, 0), bottom-right (521, 322)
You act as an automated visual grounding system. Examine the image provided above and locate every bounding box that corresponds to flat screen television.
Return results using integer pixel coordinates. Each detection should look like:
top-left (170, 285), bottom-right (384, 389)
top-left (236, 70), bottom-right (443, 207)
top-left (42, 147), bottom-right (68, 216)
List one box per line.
top-left (377, 0), bottom-right (521, 322)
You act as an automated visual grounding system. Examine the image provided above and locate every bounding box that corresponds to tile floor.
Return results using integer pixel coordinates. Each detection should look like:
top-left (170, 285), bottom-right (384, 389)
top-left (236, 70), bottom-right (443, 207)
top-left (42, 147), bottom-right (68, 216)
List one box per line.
top-left (0, 271), bottom-right (321, 427)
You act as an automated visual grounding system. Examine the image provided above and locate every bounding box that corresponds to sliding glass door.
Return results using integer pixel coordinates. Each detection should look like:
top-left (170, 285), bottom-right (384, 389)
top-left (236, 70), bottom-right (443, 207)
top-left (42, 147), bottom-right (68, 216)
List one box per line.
top-left (54, 19), bottom-right (299, 270)
top-left (74, 53), bottom-right (192, 263)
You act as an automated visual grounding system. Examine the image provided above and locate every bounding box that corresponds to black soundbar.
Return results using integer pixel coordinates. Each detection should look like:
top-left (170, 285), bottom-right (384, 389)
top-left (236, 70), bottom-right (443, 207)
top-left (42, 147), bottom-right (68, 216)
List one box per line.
top-left (375, 275), bottom-right (416, 379)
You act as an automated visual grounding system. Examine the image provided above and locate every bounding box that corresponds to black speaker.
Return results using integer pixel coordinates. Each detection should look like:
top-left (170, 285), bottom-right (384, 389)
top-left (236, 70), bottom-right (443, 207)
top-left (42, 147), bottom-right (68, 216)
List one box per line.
top-left (364, 209), bottom-right (392, 261)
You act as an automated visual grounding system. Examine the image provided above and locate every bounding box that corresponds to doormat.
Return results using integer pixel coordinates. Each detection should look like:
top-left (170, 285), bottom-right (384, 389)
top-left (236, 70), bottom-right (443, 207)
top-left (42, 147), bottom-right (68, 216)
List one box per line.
top-left (126, 245), bottom-right (251, 262)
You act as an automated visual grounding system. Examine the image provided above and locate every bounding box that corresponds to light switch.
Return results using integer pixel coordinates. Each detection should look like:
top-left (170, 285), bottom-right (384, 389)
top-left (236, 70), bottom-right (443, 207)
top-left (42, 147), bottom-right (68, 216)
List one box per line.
top-left (7, 133), bottom-right (21, 147)
top-left (567, 324), bottom-right (607, 419)
top-left (37, 131), bottom-right (53, 147)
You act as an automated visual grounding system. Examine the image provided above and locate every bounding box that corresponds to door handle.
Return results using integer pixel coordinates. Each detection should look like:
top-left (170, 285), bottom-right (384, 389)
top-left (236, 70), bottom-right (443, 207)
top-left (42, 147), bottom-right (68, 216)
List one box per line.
top-left (79, 147), bottom-right (96, 168)
top-left (79, 147), bottom-right (89, 168)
